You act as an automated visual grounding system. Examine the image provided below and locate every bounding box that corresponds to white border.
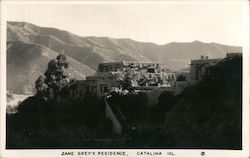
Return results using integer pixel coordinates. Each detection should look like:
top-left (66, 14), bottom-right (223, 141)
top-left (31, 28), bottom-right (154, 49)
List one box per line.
top-left (0, 1), bottom-right (249, 158)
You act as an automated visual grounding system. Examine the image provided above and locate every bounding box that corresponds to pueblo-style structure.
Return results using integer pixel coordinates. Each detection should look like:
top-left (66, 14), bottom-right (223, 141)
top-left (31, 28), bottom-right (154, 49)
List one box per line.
top-left (190, 53), bottom-right (242, 81)
top-left (70, 61), bottom-right (176, 99)
top-left (69, 53), bottom-right (242, 100)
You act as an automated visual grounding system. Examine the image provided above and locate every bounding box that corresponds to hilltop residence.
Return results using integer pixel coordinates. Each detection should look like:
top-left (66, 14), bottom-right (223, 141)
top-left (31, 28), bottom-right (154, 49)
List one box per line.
top-left (70, 61), bottom-right (176, 99)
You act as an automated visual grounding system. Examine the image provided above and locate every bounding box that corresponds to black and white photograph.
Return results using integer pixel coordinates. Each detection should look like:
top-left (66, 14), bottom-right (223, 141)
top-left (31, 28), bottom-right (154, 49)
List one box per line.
top-left (0, 0), bottom-right (249, 157)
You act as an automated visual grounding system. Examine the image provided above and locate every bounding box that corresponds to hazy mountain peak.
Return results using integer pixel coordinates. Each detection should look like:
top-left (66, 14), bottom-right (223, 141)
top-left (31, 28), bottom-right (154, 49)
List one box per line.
top-left (192, 40), bottom-right (203, 43)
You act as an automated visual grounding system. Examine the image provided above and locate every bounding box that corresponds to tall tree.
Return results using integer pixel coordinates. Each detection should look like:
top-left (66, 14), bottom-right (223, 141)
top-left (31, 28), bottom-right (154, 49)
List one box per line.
top-left (35, 54), bottom-right (70, 97)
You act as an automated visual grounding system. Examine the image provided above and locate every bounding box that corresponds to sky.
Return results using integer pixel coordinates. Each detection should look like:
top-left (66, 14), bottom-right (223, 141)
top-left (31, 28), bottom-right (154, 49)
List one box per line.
top-left (5, 1), bottom-right (248, 46)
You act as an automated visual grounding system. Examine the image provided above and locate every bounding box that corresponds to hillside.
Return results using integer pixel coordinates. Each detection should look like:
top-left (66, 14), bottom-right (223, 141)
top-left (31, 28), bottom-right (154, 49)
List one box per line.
top-left (7, 21), bottom-right (150, 70)
top-left (7, 21), bottom-right (242, 94)
top-left (135, 41), bottom-right (241, 70)
top-left (7, 41), bottom-right (95, 94)
top-left (7, 21), bottom-right (242, 70)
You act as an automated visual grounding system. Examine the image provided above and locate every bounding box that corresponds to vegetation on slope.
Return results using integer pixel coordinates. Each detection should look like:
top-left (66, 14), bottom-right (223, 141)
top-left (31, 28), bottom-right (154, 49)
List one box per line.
top-left (6, 55), bottom-right (242, 149)
top-left (107, 55), bottom-right (242, 149)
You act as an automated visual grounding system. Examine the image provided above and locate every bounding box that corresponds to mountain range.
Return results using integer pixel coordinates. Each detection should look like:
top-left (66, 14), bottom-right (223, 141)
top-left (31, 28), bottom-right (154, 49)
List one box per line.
top-left (7, 21), bottom-right (242, 94)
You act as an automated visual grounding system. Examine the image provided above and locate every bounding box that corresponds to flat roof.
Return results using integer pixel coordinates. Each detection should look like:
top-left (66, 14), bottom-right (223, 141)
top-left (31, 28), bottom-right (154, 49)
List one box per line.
top-left (191, 58), bottom-right (222, 63)
top-left (99, 61), bottom-right (163, 65)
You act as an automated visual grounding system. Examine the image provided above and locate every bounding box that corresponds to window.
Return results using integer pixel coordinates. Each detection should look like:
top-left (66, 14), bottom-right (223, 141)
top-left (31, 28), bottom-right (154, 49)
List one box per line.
top-left (147, 68), bottom-right (155, 73)
top-left (100, 84), bottom-right (108, 93)
top-left (103, 86), bottom-right (108, 92)
top-left (99, 65), bottom-right (103, 72)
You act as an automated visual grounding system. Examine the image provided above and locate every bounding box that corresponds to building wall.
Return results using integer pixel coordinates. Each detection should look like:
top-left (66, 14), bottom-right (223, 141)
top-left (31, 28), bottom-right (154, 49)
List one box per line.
top-left (105, 99), bottom-right (122, 135)
top-left (190, 57), bottom-right (221, 81)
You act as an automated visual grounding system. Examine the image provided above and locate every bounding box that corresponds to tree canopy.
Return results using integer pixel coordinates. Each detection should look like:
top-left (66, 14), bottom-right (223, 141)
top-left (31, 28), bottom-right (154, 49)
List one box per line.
top-left (35, 54), bottom-right (71, 98)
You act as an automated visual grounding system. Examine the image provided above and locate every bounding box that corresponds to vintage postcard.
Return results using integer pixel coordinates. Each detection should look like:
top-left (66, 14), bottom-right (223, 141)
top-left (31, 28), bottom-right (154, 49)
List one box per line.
top-left (0, 0), bottom-right (249, 157)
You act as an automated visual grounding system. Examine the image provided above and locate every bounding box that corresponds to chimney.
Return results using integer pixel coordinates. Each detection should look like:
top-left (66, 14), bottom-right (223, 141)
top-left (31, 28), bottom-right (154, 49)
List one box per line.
top-left (201, 55), bottom-right (204, 60)
top-left (205, 56), bottom-right (209, 60)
